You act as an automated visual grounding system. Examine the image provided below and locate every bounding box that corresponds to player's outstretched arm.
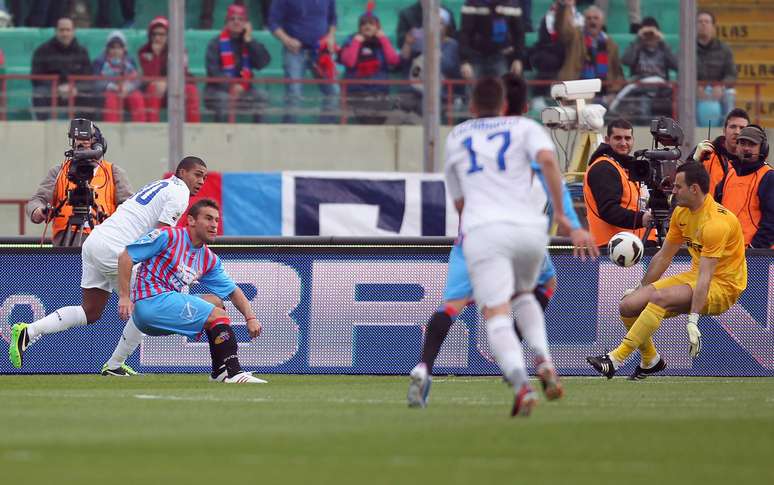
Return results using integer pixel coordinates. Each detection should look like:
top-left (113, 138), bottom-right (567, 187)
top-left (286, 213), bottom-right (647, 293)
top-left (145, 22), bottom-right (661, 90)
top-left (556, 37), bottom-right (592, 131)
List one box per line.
top-left (117, 250), bottom-right (134, 320)
top-left (640, 238), bottom-right (681, 286)
top-left (229, 286), bottom-right (261, 338)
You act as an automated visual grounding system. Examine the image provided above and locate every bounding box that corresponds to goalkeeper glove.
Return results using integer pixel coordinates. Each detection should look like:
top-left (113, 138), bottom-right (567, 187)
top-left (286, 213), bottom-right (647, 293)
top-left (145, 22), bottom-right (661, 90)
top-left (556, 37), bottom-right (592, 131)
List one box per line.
top-left (692, 140), bottom-right (714, 161)
top-left (686, 313), bottom-right (702, 358)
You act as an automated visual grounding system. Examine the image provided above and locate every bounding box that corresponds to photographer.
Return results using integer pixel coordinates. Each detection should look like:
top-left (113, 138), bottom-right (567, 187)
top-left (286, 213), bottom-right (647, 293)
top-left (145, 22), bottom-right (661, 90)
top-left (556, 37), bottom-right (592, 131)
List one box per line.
top-left (715, 125), bottom-right (774, 248)
top-left (689, 108), bottom-right (749, 197)
top-left (583, 118), bottom-right (653, 247)
top-left (26, 118), bottom-right (132, 246)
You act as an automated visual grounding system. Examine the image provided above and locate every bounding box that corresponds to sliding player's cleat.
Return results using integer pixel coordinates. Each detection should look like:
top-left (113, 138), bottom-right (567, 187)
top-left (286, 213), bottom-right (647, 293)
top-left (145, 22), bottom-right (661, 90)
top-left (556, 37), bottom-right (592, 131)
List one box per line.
top-left (9, 323), bottom-right (30, 369)
top-left (223, 372), bottom-right (268, 384)
top-left (407, 363), bottom-right (432, 408)
top-left (587, 354), bottom-right (617, 379)
top-left (628, 357), bottom-right (667, 380)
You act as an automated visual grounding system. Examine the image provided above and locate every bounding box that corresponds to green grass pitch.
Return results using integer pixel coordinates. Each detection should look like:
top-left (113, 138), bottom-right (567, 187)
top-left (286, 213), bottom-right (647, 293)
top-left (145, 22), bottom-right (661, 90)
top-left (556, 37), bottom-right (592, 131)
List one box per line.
top-left (1, 375), bottom-right (773, 485)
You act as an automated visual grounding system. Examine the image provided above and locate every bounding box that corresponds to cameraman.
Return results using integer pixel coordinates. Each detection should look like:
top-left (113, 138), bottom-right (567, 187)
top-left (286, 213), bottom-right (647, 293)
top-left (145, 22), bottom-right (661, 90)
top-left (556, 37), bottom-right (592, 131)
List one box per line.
top-left (26, 118), bottom-right (133, 246)
top-left (689, 108), bottom-right (749, 198)
top-left (583, 118), bottom-right (653, 247)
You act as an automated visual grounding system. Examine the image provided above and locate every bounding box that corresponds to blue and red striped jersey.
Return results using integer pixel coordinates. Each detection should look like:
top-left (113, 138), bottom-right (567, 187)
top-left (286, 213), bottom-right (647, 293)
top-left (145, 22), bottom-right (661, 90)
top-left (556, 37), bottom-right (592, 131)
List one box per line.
top-left (126, 227), bottom-right (236, 301)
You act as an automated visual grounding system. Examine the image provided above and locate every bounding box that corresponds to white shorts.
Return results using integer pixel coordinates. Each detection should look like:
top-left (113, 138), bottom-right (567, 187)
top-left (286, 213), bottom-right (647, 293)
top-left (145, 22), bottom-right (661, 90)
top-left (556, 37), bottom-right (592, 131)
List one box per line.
top-left (80, 234), bottom-right (122, 292)
top-left (462, 223), bottom-right (548, 309)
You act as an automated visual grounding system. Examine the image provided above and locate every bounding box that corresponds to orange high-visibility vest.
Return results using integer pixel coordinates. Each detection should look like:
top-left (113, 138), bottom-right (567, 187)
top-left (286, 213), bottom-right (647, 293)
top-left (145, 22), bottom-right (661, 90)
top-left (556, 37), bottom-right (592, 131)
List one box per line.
top-left (51, 160), bottom-right (117, 236)
top-left (583, 156), bottom-right (648, 247)
top-left (720, 163), bottom-right (773, 245)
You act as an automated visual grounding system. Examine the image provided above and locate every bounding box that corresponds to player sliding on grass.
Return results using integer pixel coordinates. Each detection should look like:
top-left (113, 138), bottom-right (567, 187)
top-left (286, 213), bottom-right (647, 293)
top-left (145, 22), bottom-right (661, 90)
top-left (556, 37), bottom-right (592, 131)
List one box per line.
top-left (9, 157), bottom-right (207, 375)
top-left (116, 198), bottom-right (265, 383)
top-left (407, 75), bottom-right (598, 409)
top-left (437, 76), bottom-right (596, 416)
top-left (587, 162), bottom-right (748, 379)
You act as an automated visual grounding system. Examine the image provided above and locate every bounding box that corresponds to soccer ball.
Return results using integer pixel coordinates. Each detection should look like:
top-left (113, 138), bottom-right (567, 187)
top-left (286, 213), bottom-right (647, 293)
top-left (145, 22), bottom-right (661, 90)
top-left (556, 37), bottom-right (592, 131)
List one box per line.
top-left (608, 232), bottom-right (644, 267)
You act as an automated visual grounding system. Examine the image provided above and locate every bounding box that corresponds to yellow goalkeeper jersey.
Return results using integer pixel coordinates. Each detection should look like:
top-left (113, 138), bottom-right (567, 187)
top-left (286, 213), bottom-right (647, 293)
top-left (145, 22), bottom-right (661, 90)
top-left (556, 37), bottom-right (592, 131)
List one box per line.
top-left (665, 194), bottom-right (747, 294)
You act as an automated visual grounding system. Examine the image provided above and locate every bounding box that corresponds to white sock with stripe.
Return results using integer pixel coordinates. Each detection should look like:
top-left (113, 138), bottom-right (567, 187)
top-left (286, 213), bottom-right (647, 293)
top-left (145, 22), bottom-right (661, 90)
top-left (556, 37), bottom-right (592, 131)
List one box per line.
top-left (27, 306), bottom-right (87, 341)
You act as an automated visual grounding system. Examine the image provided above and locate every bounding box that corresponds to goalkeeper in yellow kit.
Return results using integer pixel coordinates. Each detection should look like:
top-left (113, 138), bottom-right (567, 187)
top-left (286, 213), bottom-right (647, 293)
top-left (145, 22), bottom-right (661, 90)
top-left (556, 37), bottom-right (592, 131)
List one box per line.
top-left (587, 161), bottom-right (748, 379)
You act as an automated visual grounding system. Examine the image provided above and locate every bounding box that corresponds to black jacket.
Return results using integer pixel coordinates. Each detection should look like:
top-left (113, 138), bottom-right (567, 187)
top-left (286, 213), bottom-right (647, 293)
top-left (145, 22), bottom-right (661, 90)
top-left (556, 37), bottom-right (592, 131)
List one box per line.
top-left (586, 143), bottom-right (646, 229)
top-left (204, 35), bottom-right (271, 93)
top-left (687, 135), bottom-right (739, 199)
top-left (31, 37), bottom-right (92, 89)
top-left (459, 0), bottom-right (526, 64)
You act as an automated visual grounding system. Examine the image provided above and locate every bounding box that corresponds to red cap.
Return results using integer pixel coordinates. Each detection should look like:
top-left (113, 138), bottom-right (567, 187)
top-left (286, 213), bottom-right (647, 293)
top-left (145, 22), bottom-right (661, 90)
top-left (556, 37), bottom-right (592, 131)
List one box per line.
top-left (227, 4), bottom-right (247, 19)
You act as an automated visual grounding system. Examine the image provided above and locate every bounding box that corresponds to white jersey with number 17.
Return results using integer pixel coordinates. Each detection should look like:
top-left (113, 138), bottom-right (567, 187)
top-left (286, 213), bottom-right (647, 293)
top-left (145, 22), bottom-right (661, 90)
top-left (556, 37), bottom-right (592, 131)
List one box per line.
top-left (90, 175), bottom-right (190, 250)
top-left (444, 116), bottom-right (556, 234)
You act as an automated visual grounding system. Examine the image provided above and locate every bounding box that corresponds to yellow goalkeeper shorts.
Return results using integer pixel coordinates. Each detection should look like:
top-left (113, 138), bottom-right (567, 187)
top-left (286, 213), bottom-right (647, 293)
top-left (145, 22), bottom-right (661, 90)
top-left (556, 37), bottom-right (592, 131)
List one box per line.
top-left (652, 271), bottom-right (740, 316)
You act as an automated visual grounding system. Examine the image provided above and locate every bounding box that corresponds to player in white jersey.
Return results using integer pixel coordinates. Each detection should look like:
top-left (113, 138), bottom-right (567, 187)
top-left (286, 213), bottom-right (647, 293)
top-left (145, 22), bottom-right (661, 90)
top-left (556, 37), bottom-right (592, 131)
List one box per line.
top-left (8, 157), bottom-right (207, 374)
top-left (444, 78), bottom-right (582, 417)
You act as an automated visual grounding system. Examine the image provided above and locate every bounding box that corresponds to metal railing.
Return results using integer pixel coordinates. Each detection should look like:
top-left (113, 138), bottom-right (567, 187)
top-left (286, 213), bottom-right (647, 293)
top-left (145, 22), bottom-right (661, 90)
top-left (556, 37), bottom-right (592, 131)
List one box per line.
top-left (0, 199), bottom-right (27, 235)
top-left (2, 73), bottom-right (767, 125)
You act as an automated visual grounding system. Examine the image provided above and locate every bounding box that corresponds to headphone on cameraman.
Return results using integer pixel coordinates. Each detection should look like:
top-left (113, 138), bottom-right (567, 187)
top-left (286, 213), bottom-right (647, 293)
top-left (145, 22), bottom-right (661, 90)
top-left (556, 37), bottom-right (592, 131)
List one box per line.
top-left (742, 124), bottom-right (768, 161)
top-left (67, 118), bottom-right (108, 157)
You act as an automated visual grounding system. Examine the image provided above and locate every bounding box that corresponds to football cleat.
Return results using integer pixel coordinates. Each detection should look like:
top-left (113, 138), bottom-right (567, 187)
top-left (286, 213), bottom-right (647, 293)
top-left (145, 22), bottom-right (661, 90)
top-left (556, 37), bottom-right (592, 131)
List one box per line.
top-left (100, 363), bottom-right (139, 376)
top-left (587, 354), bottom-right (617, 379)
top-left (9, 323), bottom-right (30, 369)
top-left (223, 372), bottom-right (268, 384)
top-left (535, 359), bottom-right (564, 401)
top-left (628, 357), bottom-right (667, 380)
top-left (407, 363), bottom-right (432, 408)
top-left (209, 366), bottom-right (228, 382)
top-left (511, 384), bottom-right (538, 417)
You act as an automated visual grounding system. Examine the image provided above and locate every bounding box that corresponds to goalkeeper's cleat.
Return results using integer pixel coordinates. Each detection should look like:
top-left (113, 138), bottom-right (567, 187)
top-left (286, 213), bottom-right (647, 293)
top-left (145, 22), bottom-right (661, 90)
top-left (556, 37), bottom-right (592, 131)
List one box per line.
top-left (9, 323), bottom-right (30, 369)
top-left (223, 372), bottom-right (268, 384)
top-left (628, 357), bottom-right (667, 381)
top-left (587, 354), bottom-right (617, 379)
top-left (100, 363), bottom-right (139, 376)
top-left (407, 363), bottom-right (432, 408)
top-left (511, 384), bottom-right (538, 417)
top-left (535, 359), bottom-right (563, 401)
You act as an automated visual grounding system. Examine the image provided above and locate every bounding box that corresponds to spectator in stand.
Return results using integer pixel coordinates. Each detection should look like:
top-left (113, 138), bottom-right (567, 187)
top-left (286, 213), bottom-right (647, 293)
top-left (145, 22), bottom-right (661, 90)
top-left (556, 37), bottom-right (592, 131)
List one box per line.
top-left (697, 10), bottom-right (737, 122)
top-left (138, 16), bottom-right (201, 123)
top-left (200, 1), bottom-right (271, 30)
top-left (398, 8), bottom-right (461, 119)
top-left (396, 1), bottom-right (457, 50)
top-left (0, 3), bottom-right (11, 27)
top-left (528, 0), bottom-right (584, 100)
top-left (459, 0), bottom-right (526, 81)
top-left (338, 2), bottom-right (400, 124)
top-left (96, 0), bottom-right (135, 28)
top-left (611, 17), bottom-right (678, 122)
top-left (92, 31), bottom-right (146, 122)
top-left (595, 0), bottom-right (640, 33)
top-left (268, 0), bottom-right (339, 123)
top-left (21, 0), bottom-right (68, 27)
top-left (31, 17), bottom-right (94, 120)
top-left (556, 2), bottom-right (623, 99)
top-left (205, 4), bottom-right (271, 123)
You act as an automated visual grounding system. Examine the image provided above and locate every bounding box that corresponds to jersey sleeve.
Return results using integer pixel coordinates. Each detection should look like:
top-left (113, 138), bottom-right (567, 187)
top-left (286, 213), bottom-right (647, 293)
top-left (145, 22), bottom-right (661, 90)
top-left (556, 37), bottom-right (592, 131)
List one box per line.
top-left (444, 133), bottom-right (464, 201)
top-left (700, 219), bottom-right (729, 258)
top-left (665, 210), bottom-right (684, 244)
top-left (125, 228), bottom-right (170, 263)
top-left (158, 186), bottom-right (188, 227)
top-left (523, 123), bottom-right (556, 161)
top-left (198, 255), bottom-right (237, 299)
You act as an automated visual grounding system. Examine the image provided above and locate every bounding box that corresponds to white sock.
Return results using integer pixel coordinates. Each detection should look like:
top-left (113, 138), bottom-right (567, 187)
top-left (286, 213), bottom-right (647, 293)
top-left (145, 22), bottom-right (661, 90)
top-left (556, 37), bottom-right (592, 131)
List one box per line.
top-left (642, 353), bottom-right (661, 369)
top-left (106, 317), bottom-right (144, 369)
top-left (27, 306), bottom-right (87, 340)
top-left (512, 293), bottom-right (551, 362)
top-left (486, 313), bottom-right (528, 389)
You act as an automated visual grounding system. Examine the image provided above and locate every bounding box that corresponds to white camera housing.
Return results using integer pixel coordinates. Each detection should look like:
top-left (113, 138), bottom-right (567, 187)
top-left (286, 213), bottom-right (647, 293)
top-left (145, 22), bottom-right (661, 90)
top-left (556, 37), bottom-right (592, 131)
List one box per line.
top-left (550, 79), bottom-right (602, 101)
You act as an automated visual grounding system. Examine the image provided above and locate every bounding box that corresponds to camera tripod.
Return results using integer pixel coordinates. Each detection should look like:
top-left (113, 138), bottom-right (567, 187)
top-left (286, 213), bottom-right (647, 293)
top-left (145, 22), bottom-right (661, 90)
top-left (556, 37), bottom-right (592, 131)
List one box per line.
top-left (641, 189), bottom-right (672, 247)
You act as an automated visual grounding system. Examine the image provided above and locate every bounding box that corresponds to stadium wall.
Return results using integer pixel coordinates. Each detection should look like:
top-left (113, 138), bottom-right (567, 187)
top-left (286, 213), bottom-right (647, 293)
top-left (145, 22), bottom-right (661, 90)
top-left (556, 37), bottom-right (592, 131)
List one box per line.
top-left (0, 241), bottom-right (771, 377)
top-left (2, 122), bottom-right (755, 237)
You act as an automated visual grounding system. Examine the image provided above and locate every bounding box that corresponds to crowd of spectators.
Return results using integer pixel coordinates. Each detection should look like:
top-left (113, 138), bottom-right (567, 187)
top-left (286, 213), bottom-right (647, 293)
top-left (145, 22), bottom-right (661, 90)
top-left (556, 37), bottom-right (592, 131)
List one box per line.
top-left (0, 1), bottom-right (739, 125)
